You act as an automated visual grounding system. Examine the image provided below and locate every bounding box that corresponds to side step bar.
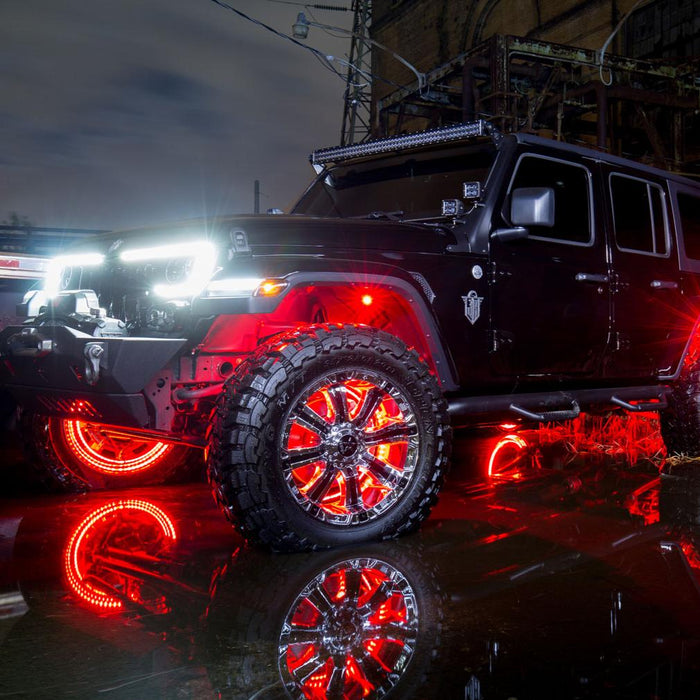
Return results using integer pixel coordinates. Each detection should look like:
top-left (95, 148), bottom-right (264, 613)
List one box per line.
top-left (447, 385), bottom-right (670, 426)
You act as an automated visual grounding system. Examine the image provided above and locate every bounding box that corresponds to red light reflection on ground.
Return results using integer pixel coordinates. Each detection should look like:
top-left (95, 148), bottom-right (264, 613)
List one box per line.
top-left (64, 499), bottom-right (177, 611)
top-left (486, 413), bottom-right (666, 483)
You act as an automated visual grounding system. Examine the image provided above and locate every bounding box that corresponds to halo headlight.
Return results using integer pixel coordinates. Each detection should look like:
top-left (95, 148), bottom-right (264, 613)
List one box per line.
top-left (119, 240), bottom-right (218, 299)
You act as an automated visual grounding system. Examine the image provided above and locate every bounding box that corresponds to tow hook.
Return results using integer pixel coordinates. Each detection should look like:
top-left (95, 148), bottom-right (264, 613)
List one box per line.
top-left (84, 342), bottom-right (105, 386)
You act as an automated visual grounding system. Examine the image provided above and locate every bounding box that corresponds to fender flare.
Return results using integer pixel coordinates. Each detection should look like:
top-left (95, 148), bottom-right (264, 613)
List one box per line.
top-left (268, 270), bottom-right (459, 391)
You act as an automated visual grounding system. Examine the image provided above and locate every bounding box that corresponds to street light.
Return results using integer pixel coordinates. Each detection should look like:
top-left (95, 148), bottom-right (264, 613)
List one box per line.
top-left (291, 11), bottom-right (426, 91)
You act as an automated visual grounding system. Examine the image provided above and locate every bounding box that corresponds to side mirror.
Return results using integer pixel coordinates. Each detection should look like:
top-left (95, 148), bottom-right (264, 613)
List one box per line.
top-left (510, 187), bottom-right (555, 227)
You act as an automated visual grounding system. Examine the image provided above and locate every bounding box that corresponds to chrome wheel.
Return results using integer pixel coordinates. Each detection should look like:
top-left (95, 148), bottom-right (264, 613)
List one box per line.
top-left (281, 372), bottom-right (420, 526)
top-left (279, 557), bottom-right (419, 699)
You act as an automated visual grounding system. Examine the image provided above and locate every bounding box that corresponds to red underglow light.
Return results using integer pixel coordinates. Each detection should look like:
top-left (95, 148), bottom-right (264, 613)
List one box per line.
top-left (59, 420), bottom-right (174, 474)
top-left (64, 499), bottom-right (177, 611)
top-left (681, 538), bottom-right (700, 571)
top-left (488, 434), bottom-right (529, 479)
top-left (361, 294), bottom-right (373, 306)
top-left (625, 478), bottom-right (660, 525)
top-left (534, 412), bottom-right (666, 466)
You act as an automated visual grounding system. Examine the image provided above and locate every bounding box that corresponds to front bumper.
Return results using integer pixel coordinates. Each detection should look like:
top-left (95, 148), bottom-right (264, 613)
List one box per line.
top-left (0, 324), bottom-right (185, 428)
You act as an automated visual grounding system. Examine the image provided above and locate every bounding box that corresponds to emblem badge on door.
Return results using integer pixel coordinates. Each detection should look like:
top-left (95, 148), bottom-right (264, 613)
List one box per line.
top-left (462, 290), bottom-right (483, 325)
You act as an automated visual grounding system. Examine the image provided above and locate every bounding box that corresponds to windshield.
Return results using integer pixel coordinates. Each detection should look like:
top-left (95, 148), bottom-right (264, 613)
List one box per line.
top-left (292, 143), bottom-right (497, 220)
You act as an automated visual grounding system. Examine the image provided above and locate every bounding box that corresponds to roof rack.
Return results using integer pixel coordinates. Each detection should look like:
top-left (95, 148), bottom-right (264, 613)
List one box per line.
top-left (311, 120), bottom-right (498, 166)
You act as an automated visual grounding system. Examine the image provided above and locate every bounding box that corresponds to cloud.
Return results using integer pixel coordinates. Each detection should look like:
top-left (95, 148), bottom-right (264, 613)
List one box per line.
top-left (0, 0), bottom-right (353, 229)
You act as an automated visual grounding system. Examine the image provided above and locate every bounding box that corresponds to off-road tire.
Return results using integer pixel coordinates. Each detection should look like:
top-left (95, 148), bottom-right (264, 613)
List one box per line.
top-left (21, 412), bottom-right (200, 492)
top-left (660, 362), bottom-right (700, 456)
top-left (206, 324), bottom-right (451, 551)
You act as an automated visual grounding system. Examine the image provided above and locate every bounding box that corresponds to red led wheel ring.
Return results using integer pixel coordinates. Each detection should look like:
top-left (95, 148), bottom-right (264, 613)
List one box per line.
top-left (487, 434), bottom-right (530, 480)
top-left (64, 499), bottom-right (177, 610)
top-left (57, 419), bottom-right (174, 475)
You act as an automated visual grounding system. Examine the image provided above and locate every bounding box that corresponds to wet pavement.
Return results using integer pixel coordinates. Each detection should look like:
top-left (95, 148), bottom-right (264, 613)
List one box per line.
top-left (2, 417), bottom-right (700, 699)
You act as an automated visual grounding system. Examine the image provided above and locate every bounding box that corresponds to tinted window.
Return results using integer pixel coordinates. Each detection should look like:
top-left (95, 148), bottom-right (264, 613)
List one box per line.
top-left (678, 192), bottom-right (700, 260)
top-left (509, 155), bottom-right (592, 244)
top-left (610, 174), bottom-right (668, 255)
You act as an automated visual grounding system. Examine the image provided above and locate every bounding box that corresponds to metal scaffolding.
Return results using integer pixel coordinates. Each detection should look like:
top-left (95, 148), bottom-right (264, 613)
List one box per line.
top-left (375, 34), bottom-right (700, 174)
top-left (340, 0), bottom-right (373, 145)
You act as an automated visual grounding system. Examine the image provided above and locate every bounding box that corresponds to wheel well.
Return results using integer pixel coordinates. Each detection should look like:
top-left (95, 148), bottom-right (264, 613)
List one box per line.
top-left (279, 284), bottom-right (438, 375)
top-left (201, 283), bottom-right (445, 382)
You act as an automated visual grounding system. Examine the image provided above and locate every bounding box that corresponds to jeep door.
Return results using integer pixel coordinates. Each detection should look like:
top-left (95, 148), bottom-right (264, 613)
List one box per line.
top-left (488, 151), bottom-right (611, 378)
top-left (603, 168), bottom-right (685, 378)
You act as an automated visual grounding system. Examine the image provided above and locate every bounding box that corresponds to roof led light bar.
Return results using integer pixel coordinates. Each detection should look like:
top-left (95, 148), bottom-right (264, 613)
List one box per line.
top-left (311, 120), bottom-right (493, 166)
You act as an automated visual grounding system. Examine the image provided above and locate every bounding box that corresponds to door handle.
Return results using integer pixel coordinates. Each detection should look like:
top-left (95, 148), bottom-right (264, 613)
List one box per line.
top-left (575, 273), bottom-right (609, 284)
top-left (650, 280), bottom-right (679, 290)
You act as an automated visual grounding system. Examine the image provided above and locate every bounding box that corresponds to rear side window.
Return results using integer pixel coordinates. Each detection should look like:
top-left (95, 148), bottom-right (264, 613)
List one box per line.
top-left (610, 174), bottom-right (668, 256)
top-left (678, 191), bottom-right (700, 260)
top-left (508, 155), bottom-right (592, 245)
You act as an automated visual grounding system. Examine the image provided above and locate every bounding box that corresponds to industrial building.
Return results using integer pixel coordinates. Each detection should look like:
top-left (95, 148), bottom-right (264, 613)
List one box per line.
top-left (341, 0), bottom-right (699, 175)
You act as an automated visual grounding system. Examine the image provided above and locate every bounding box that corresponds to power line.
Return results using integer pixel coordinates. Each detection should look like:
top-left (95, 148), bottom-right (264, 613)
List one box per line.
top-left (205, 0), bottom-right (405, 90)
top-left (261, 0), bottom-right (349, 9)
top-left (206, 0), bottom-right (345, 80)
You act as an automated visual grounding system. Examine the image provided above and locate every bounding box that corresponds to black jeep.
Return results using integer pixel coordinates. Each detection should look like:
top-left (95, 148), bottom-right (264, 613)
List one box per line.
top-left (2, 121), bottom-right (700, 550)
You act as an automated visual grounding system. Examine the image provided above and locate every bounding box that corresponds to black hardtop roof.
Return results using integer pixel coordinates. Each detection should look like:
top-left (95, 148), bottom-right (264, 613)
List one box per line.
top-left (512, 131), bottom-right (698, 187)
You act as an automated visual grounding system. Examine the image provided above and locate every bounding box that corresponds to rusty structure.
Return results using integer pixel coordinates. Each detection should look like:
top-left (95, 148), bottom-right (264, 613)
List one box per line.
top-left (373, 34), bottom-right (700, 175)
top-left (340, 0), bottom-right (373, 145)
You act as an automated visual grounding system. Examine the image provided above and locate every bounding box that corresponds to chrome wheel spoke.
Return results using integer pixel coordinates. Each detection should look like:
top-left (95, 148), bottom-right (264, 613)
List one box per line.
top-left (286, 626), bottom-right (324, 645)
top-left (305, 587), bottom-right (335, 617)
top-left (306, 465), bottom-right (339, 503)
top-left (363, 423), bottom-right (416, 445)
top-left (345, 472), bottom-right (362, 513)
top-left (362, 453), bottom-right (401, 487)
top-left (286, 446), bottom-right (325, 468)
top-left (344, 566), bottom-right (363, 605)
top-left (294, 405), bottom-right (332, 438)
top-left (327, 384), bottom-right (349, 423)
top-left (352, 386), bottom-right (384, 429)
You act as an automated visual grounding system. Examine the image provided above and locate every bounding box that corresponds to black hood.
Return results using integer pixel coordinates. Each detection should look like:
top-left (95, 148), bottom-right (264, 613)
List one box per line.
top-left (66, 214), bottom-right (454, 257)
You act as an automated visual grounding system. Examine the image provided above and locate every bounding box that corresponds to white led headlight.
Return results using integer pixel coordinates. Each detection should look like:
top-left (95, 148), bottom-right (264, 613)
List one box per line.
top-left (44, 253), bottom-right (105, 298)
top-left (205, 277), bottom-right (264, 297)
top-left (120, 240), bottom-right (218, 299)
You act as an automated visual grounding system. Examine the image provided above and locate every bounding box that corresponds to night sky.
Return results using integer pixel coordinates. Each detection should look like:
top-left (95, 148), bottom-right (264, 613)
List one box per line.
top-left (1, 0), bottom-right (354, 231)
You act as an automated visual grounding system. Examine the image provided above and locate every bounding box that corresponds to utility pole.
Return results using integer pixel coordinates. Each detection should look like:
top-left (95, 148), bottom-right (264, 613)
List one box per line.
top-left (340, 0), bottom-right (372, 145)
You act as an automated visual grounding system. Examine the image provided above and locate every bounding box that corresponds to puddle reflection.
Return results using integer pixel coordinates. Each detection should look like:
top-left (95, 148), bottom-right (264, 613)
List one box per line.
top-left (206, 542), bottom-right (440, 700)
top-left (2, 422), bottom-right (700, 697)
